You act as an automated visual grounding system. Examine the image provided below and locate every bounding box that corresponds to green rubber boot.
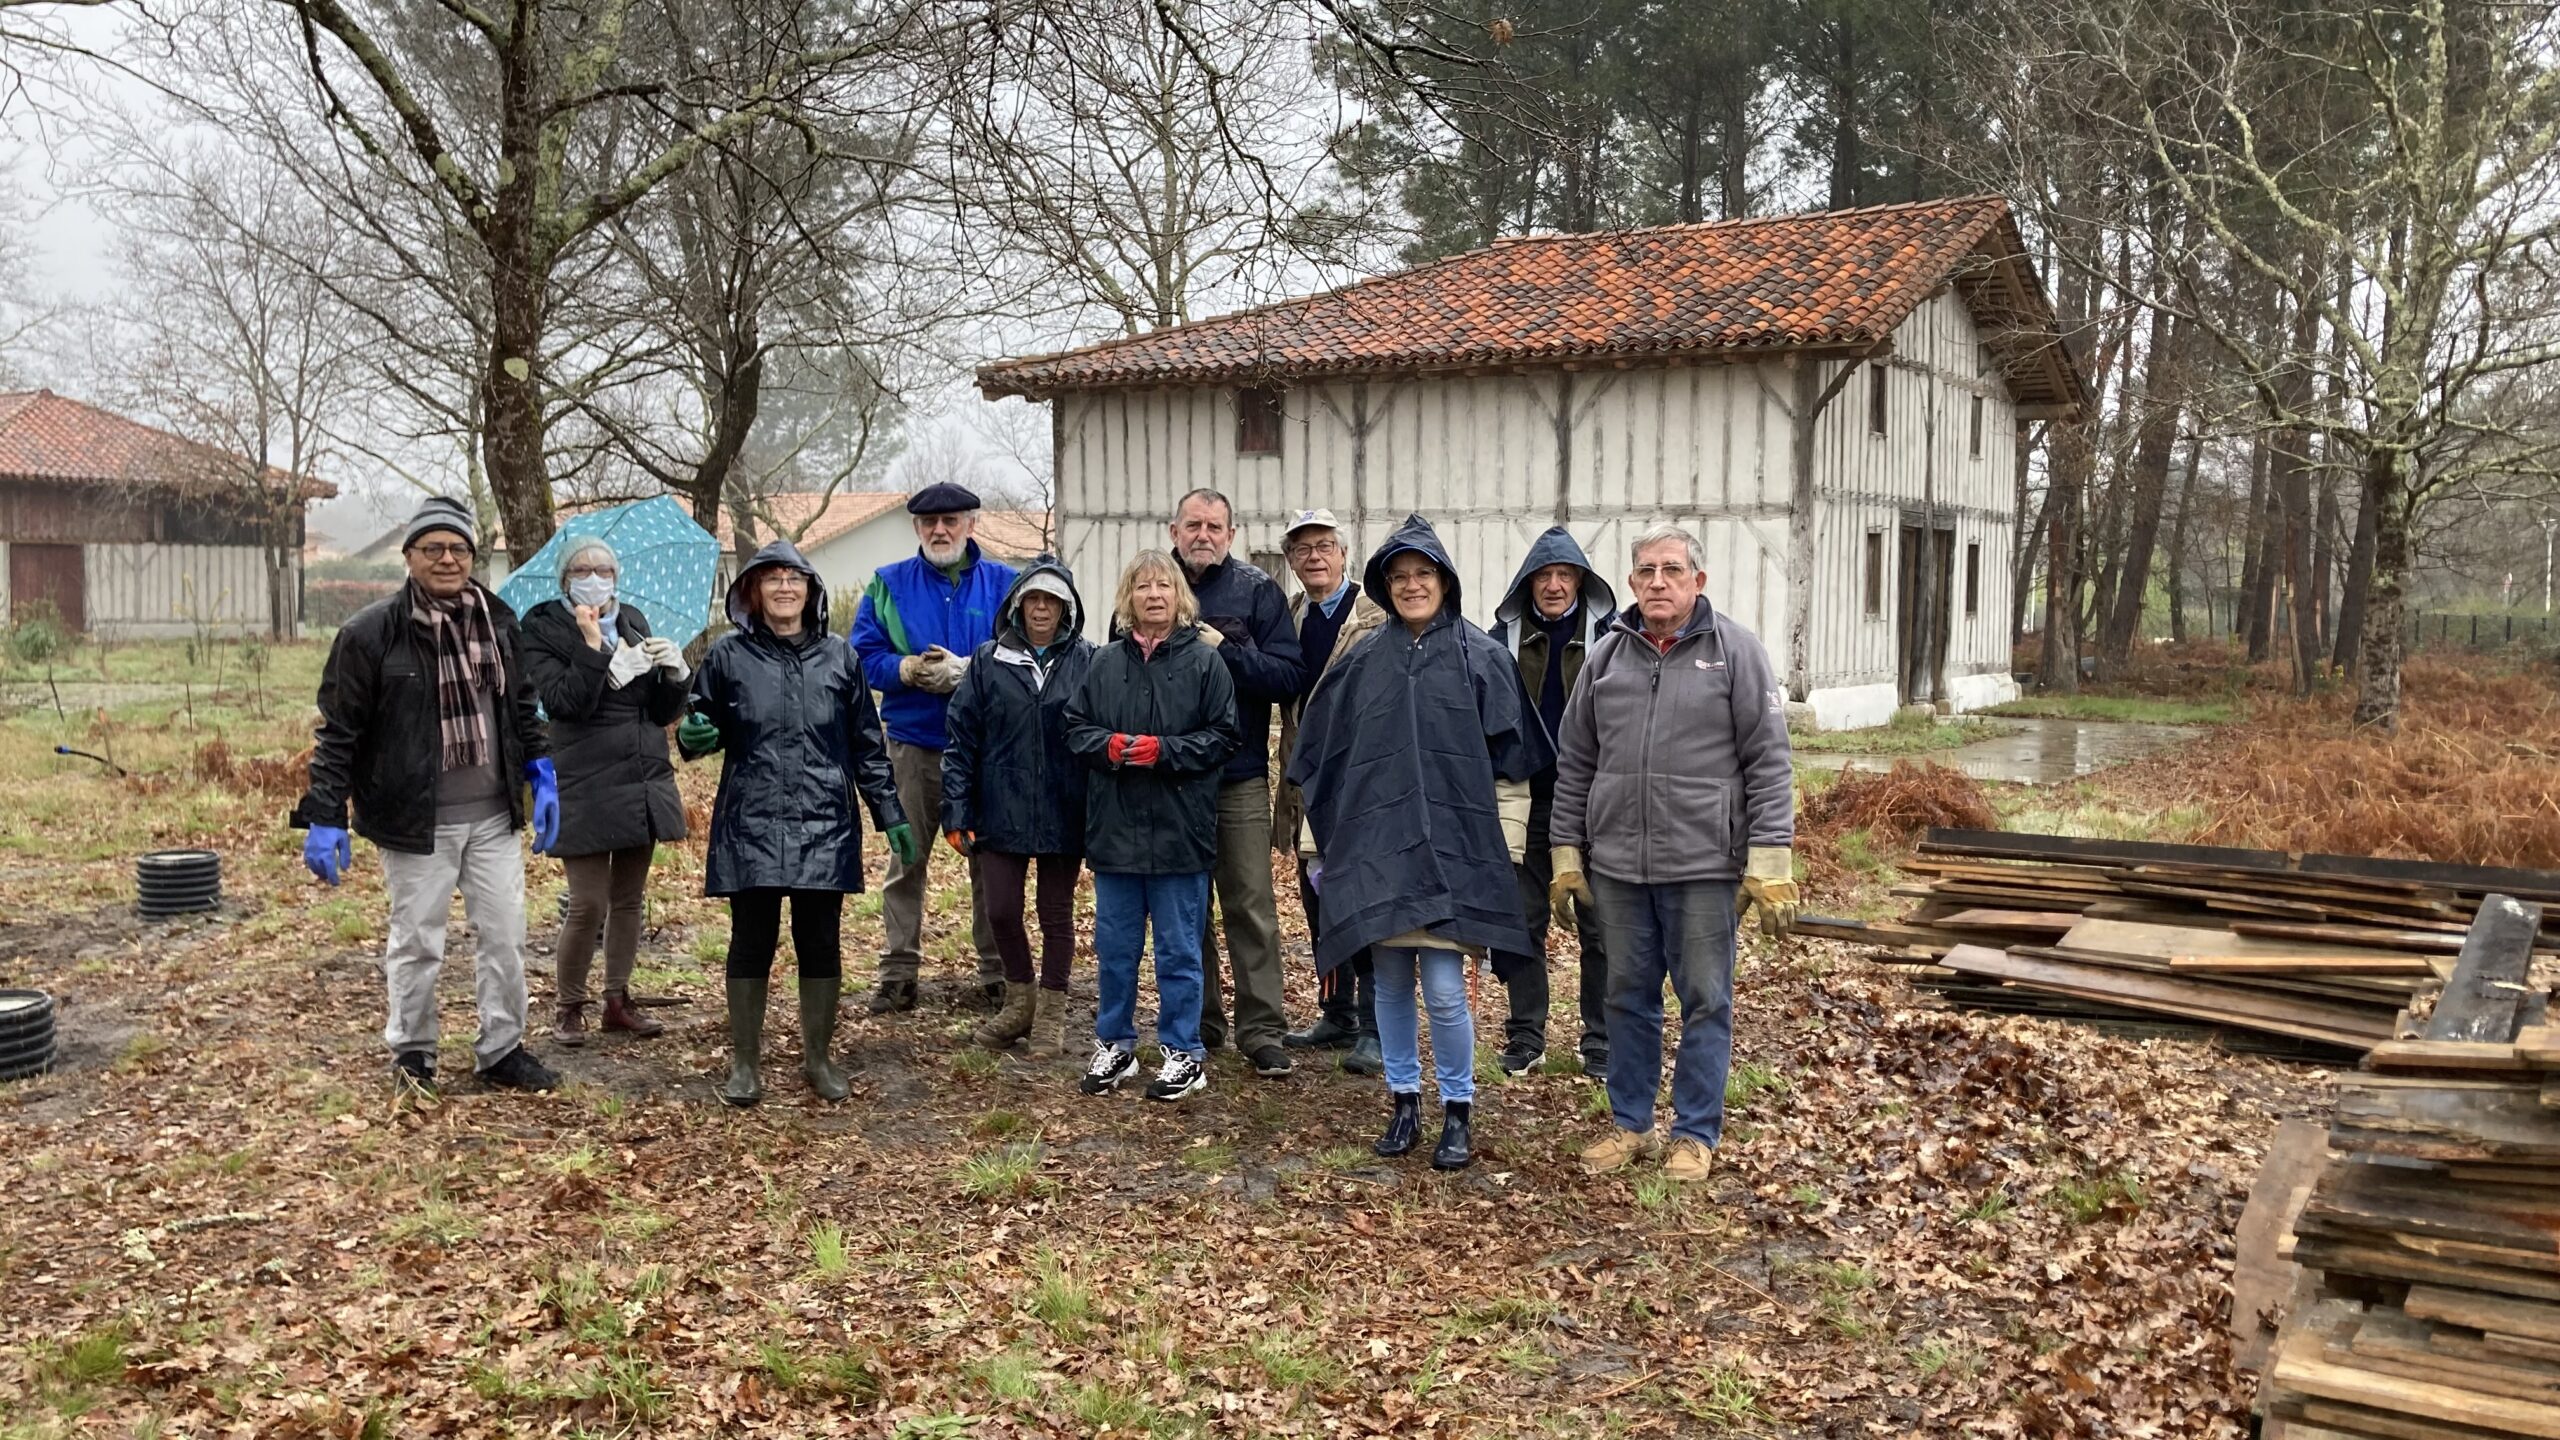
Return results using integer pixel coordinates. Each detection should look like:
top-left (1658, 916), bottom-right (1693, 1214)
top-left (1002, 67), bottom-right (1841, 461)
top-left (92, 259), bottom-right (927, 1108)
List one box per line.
top-left (800, 976), bottom-right (849, 1102)
top-left (722, 977), bottom-right (767, 1107)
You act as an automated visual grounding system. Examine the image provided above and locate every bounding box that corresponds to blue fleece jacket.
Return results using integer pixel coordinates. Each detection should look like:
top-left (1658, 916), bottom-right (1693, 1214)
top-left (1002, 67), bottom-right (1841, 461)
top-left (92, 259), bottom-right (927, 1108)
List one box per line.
top-left (850, 541), bottom-right (1020, 748)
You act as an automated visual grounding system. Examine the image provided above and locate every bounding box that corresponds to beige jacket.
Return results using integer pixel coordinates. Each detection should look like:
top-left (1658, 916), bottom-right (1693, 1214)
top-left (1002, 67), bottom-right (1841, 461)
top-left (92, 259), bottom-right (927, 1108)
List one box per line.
top-left (1269, 583), bottom-right (1390, 853)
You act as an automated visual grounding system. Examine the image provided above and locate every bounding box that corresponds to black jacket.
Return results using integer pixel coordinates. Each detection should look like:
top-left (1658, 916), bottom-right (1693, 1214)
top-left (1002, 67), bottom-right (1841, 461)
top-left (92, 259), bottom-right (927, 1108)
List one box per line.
top-left (1065, 624), bottom-right (1241, 874)
top-left (686, 540), bottom-right (905, 896)
top-left (1181, 554), bottom-right (1304, 785)
top-left (293, 581), bottom-right (548, 856)
top-left (1287, 515), bottom-right (1552, 972)
top-left (941, 559), bottom-right (1096, 857)
top-left (519, 598), bottom-right (690, 858)
top-left (1485, 526), bottom-right (1618, 849)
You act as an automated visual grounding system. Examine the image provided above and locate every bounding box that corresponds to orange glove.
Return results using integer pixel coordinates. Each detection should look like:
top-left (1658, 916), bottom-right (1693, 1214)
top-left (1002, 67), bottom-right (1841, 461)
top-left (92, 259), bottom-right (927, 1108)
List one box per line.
top-left (1125, 734), bottom-right (1163, 767)
top-left (945, 829), bottom-right (974, 856)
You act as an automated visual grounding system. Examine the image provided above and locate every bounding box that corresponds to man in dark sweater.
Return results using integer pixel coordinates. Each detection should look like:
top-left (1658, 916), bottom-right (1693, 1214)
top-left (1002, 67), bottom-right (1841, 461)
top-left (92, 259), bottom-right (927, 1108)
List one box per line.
top-left (1269, 509), bottom-right (1390, 1070)
top-left (1486, 526), bottom-right (1617, 1076)
top-left (1172, 488), bottom-right (1308, 1077)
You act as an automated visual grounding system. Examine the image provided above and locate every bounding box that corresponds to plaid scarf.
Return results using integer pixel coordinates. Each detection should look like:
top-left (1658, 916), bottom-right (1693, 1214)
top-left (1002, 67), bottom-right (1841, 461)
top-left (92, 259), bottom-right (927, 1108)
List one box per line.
top-left (408, 580), bottom-right (505, 771)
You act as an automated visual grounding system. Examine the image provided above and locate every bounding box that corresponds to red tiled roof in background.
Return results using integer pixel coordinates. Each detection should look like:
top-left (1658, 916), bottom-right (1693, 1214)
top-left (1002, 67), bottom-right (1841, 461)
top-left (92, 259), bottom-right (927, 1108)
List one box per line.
top-left (0, 389), bottom-right (338, 498)
top-left (499, 491), bottom-right (1054, 562)
top-left (978, 197), bottom-right (2083, 414)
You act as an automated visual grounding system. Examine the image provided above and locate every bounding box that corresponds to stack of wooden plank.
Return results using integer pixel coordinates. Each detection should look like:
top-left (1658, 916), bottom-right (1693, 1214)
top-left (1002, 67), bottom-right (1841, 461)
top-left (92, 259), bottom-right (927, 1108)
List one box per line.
top-left (1797, 829), bottom-right (2560, 1057)
top-left (2263, 894), bottom-right (2560, 1439)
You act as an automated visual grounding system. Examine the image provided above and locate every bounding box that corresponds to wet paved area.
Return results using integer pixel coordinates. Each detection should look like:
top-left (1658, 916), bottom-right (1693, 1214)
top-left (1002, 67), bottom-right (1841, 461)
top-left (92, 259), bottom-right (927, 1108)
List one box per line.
top-left (1798, 716), bottom-right (2203, 784)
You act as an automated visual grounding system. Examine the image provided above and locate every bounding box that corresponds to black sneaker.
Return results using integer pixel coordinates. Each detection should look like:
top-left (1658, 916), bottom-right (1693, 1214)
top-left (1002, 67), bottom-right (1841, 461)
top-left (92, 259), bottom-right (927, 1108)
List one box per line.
top-left (1248, 1044), bottom-right (1293, 1079)
top-left (392, 1049), bottom-right (438, 1096)
top-left (1497, 1038), bottom-right (1545, 1076)
top-left (1284, 1014), bottom-right (1358, 1049)
top-left (1580, 1049), bottom-right (1609, 1079)
top-left (868, 979), bottom-right (918, 1014)
top-left (1080, 1042), bottom-right (1136, 1094)
top-left (1145, 1049), bottom-right (1207, 1102)
top-left (477, 1045), bottom-right (561, 1093)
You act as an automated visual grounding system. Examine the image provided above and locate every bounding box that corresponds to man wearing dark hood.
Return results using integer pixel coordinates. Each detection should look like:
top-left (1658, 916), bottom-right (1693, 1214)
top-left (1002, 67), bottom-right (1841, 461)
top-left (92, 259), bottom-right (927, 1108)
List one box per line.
top-left (679, 539), bottom-right (916, 1106)
top-left (1485, 527), bottom-right (1617, 1077)
top-left (941, 557), bottom-right (1096, 1059)
top-left (1286, 515), bottom-right (1551, 1170)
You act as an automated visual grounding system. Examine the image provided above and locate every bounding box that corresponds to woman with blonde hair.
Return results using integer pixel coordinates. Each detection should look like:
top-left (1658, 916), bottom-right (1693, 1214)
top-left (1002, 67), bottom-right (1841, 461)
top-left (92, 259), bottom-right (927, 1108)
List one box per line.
top-left (1062, 550), bottom-right (1240, 1103)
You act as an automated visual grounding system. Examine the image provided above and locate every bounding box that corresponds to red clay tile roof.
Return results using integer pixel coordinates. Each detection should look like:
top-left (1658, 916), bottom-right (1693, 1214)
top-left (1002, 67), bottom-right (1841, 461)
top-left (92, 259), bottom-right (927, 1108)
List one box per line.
top-left (978, 197), bottom-right (2083, 413)
top-left (0, 389), bottom-right (337, 498)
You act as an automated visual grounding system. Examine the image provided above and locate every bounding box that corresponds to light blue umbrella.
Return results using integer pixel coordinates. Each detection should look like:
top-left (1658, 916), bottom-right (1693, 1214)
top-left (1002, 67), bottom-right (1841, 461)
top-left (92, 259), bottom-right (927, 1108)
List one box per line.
top-left (497, 495), bottom-right (722, 649)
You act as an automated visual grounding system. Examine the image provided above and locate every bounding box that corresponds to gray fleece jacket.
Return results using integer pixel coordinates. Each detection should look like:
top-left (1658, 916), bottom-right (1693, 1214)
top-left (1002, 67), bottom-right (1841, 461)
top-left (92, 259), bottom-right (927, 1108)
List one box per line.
top-left (1549, 596), bottom-right (1794, 884)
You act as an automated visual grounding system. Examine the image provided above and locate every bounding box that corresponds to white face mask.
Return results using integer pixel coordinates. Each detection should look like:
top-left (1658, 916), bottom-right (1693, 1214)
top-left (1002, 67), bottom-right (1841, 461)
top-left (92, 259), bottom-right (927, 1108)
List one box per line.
top-left (567, 574), bottom-right (616, 610)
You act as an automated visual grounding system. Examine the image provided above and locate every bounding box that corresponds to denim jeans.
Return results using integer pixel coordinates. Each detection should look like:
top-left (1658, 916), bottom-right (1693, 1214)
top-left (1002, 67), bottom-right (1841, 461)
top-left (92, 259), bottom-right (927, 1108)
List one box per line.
top-left (1589, 874), bottom-right (1738, 1146)
top-left (1092, 871), bottom-right (1211, 1056)
top-left (1371, 946), bottom-right (1475, 1103)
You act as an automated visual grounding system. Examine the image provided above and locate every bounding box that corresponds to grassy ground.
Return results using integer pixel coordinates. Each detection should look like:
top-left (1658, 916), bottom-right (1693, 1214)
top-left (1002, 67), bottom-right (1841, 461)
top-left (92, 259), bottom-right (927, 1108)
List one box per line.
top-left (1787, 710), bottom-right (2003, 756)
top-left (1978, 695), bottom-right (2232, 725)
top-left (0, 638), bottom-right (2314, 1437)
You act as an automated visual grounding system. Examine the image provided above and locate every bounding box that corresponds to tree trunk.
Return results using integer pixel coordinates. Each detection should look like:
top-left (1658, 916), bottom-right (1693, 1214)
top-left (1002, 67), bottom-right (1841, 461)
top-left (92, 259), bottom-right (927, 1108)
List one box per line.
top-left (2166, 430), bottom-right (2201, 644)
top-left (2332, 455), bottom-right (2378, 677)
top-left (2351, 449), bottom-right (2412, 732)
top-left (2038, 419), bottom-right (2089, 692)
top-left (2012, 422), bottom-right (2045, 650)
top-left (2311, 473), bottom-right (2339, 660)
top-left (481, 42), bottom-right (553, 560)
top-left (2100, 306), bottom-right (2184, 673)
top-left (1828, 22), bottom-right (1861, 208)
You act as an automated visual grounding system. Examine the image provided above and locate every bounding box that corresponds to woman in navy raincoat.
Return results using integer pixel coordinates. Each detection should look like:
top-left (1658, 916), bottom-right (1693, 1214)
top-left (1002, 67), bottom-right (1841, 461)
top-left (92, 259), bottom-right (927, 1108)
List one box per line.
top-left (1286, 515), bottom-right (1550, 1170)
top-left (678, 539), bottom-right (916, 1106)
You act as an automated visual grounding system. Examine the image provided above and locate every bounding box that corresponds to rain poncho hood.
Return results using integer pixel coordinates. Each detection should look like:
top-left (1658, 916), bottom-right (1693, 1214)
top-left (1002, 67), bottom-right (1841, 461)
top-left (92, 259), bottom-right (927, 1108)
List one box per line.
top-left (1287, 514), bottom-right (1553, 972)
top-left (1493, 526), bottom-right (1615, 651)
top-left (995, 555), bottom-right (1084, 653)
top-left (725, 538), bottom-right (827, 635)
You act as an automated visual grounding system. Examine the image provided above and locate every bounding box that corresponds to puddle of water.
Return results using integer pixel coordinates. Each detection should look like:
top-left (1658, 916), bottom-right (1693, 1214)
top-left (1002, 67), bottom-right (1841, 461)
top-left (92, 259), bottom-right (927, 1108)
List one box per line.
top-left (1797, 717), bottom-right (2201, 784)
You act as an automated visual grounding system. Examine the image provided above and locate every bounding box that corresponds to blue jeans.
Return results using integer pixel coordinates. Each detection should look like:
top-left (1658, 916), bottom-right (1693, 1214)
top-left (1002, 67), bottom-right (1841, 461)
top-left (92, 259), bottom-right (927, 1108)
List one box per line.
top-left (1371, 946), bottom-right (1475, 1103)
top-left (1590, 874), bottom-right (1738, 1146)
top-left (1092, 871), bottom-right (1211, 1056)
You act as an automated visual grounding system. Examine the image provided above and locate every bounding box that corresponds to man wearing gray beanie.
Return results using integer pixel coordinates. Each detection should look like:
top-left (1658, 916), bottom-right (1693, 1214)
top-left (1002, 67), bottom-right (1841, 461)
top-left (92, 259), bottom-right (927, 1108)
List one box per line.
top-left (291, 495), bottom-right (563, 1095)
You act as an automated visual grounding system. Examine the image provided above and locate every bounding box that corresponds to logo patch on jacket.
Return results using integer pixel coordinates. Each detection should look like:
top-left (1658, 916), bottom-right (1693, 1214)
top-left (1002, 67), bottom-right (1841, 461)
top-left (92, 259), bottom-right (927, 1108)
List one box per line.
top-left (1697, 659), bottom-right (1725, 671)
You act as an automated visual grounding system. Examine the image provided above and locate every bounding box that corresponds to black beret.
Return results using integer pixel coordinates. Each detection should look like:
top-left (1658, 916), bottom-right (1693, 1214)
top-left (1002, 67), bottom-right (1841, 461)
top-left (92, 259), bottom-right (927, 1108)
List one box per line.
top-left (907, 482), bottom-right (981, 516)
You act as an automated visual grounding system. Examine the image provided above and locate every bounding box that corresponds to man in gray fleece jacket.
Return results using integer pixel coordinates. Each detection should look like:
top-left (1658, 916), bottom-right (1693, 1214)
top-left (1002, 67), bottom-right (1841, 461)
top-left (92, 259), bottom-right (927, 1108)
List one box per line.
top-left (1548, 522), bottom-right (1798, 1183)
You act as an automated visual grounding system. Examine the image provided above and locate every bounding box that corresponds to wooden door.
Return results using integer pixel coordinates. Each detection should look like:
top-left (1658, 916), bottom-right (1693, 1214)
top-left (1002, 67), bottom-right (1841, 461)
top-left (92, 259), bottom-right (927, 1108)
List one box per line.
top-left (9, 543), bottom-right (84, 632)
top-left (1895, 523), bottom-right (1955, 705)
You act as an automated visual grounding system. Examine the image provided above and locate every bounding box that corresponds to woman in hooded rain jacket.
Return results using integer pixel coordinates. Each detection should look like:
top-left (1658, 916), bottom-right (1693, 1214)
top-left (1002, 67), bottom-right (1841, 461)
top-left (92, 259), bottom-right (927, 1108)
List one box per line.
top-left (678, 539), bottom-right (916, 1106)
top-left (519, 535), bottom-right (690, 1045)
top-left (941, 557), bottom-right (1096, 1058)
top-left (1063, 550), bottom-right (1240, 1105)
top-left (1285, 515), bottom-right (1550, 1170)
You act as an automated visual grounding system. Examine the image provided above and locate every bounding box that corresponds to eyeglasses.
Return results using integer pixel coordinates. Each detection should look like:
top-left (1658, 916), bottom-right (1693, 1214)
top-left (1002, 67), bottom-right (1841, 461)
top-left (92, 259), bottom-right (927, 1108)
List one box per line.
top-left (1632, 564), bottom-right (1695, 585)
top-left (1285, 540), bottom-right (1339, 560)
top-left (409, 543), bottom-right (472, 562)
top-left (565, 564), bottom-right (617, 579)
top-left (759, 573), bottom-right (809, 590)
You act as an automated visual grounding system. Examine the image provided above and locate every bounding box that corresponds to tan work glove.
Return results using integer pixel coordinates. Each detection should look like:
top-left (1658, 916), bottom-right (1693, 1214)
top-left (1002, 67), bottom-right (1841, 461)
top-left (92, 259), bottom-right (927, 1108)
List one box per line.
top-left (1194, 622), bottom-right (1223, 648)
top-left (1549, 845), bottom-right (1594, 932)
top-left (1742, 845), bottom-right (1801, 938)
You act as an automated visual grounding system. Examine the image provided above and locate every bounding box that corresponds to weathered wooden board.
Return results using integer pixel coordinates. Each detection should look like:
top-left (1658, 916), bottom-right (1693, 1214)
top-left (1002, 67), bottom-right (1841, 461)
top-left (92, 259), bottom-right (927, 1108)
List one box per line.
top-left (2429, 896), bottom-right (2544, 1045)
top-left (1939, 946), bottom-right (2394, 1048)
top-left (2406, 1287), bottom-right (2560, 1345)
top-left (2235, 1118), bottom-right (2333, 1375)
top-left (2271, 1329), bottom-right (2560, 1437)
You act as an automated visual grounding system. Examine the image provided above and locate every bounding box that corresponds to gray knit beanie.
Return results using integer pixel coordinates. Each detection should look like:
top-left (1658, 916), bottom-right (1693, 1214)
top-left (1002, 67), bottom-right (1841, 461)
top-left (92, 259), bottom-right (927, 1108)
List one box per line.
top-left (404, 495), bottom-right (477, 552)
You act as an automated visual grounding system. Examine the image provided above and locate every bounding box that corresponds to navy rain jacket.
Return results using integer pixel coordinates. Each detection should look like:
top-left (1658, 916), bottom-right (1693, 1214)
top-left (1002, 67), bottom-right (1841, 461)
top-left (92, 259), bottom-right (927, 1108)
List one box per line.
top-left (940, 558), bottom-right (1097, 857)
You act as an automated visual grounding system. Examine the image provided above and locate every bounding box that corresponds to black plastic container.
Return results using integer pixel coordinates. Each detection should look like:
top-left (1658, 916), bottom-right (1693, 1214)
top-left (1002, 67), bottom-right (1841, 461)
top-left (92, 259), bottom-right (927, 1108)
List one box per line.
top-left (137, 849), bottom-right (222, 918)
top-left (0, 989), bottom-right (55, 1082)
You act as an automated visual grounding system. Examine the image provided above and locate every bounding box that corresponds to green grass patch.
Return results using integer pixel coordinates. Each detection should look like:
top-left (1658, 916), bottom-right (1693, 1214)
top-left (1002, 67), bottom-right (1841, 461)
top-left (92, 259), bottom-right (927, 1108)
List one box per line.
top-left (1790, 709), bottom-right (1995, 754)
top-left (1179, 1140), bottom-right (1236, 1173)
top-left (1980, 694), bottom-right (2230, 725)
top-left (967, 1345), bottom-right (1043, 1402)
top-left (1960, 1189), bottom-right (2014, 1223)
top-left (1724, 1059), bottom-right (1786, 1109)
top-left (950, 1048), bottom-right (1001, 1080)
top-left (2053, 1169), bottom-right (2146, 1223)
top-left (957, 1143), bottom-right (1045, 1200)
top-left (1314, 1144), bottom-right (1374, 1172)
top-left (1248, 1328), bottom-right (1340, 1389)
top-left (1028, 1247), bottom-right (1090, 1340)
top-left (1069, 1380), bottom-right (1152, 1431)
top-left (969, 1108), bottom-right (1026, 1140)
top-left (806, 1222), bottom-right (851, 1280)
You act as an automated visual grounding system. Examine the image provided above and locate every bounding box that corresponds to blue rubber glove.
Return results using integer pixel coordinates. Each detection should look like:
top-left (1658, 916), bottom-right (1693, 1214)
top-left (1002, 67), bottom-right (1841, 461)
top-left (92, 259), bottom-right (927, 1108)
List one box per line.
top-left (303, 825), bottom-right (351, 885)
top-left (527, 758), bottom-right (560, 853)
top-left (884, 822), bottom-right (919, 867)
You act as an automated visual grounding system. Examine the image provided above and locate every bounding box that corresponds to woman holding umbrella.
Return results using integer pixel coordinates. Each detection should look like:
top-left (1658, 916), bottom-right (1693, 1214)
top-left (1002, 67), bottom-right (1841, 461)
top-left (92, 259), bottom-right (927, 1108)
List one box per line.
top-left (1286, 515), bottom-right (1549, 1170)
top-left (519, 536), bottom-right (690, 1045)
top-left (677, 538), bottom-right (916, 1105)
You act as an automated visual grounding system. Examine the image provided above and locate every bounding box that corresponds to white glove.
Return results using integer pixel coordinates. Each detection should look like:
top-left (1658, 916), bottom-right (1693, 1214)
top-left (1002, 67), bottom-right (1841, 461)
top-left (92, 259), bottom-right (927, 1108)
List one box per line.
top-left (641, 635), bottom-right (689, 680)
top-left (913, 647), bottom-right (967, 695)
top-left (607, 641), bottom-right (653, 689)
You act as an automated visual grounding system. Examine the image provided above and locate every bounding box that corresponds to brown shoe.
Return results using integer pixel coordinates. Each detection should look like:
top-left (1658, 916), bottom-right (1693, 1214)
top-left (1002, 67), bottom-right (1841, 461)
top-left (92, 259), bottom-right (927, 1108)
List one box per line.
top-left (602, 989), bottom-right (663, 1039)
top-left (973, 981), bottom-right (1036, 1050)
top-left (1580, 1126), bottom-right (1659, 1175)
top-left (1026, 986), bottom-right (1070, 1060)
top-left (1662, 1137), bottom-right (1715, 1182)
top-left (554, 999), bottom-right (588, 1048)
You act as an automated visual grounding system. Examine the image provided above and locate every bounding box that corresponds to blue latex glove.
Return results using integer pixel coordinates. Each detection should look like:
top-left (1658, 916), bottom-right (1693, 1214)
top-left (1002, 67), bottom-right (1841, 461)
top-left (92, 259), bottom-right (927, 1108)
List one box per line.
top-left (527, 758), bottom-right (560, 853)
top-left (303, 825), bottom-right (351, 885)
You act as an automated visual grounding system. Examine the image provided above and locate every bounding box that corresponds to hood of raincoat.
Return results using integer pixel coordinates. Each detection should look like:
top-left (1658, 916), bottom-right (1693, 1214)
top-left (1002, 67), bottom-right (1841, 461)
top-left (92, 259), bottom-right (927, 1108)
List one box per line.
top-left (724, 537), bottom-right (828, 635)
top-left (1287, 513), bottom-right (1552, 972)
top-left (1493, 526), bottom-right (1616, 642)
top-left (1361, 513), bottom-right (1463, 625)
top-left (995, 554), bottom-right (1084, 650)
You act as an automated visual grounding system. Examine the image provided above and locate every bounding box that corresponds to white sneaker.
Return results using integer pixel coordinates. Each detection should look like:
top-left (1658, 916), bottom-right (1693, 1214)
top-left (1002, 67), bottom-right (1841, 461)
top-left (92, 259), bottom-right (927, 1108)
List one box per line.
top-left (1080, 1042), bottom-right (1135, 1094)
top-left (1144, 1049), bottom-right (1207, 1102)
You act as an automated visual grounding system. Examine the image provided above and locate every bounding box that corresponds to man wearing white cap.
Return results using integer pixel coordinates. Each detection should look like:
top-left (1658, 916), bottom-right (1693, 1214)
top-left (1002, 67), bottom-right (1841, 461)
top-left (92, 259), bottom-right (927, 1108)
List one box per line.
top-left (1269, 508), bottom-right (1389, 1073)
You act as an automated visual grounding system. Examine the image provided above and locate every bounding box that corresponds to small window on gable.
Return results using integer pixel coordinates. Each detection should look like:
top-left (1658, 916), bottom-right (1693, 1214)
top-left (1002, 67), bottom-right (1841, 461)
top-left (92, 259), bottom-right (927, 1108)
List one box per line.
top-left (1863, 530), bottom-right (1884, 617)
top-left (1868, 365), bottom-right (1888, 436)
top-left (1969, 394), bottom-right (1985, 457)
top-left (1965, 541), bottom-right (1981, 616)
top-left (1237, 386), bottom-right (1283, 456)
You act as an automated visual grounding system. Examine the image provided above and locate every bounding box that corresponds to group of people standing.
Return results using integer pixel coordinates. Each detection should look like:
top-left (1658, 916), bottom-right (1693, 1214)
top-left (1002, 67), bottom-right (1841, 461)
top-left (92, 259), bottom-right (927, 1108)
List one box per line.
top-left (292, 481), bottom-right (1799, 1181)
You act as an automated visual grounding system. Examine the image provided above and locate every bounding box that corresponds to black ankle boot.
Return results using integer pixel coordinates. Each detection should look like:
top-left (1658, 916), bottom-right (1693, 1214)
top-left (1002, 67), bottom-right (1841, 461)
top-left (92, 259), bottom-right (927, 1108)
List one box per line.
top-left (1374, 1091), bottom-right (1422, 1157)
top-left (1431, 1100), bottom-right (1474, 1171)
